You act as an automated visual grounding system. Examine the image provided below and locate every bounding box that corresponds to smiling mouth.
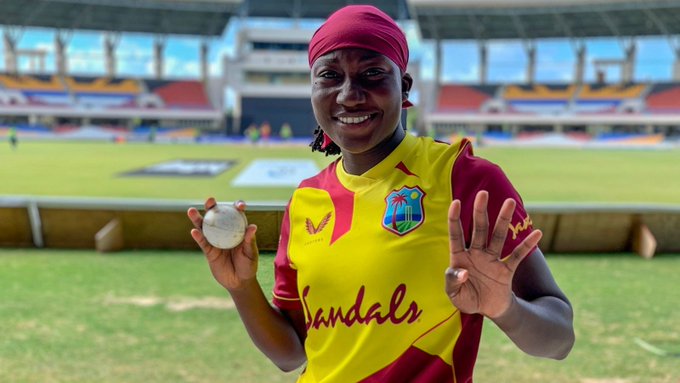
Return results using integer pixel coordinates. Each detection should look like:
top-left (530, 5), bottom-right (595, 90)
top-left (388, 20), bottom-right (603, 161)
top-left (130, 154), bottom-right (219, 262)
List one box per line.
top-left (337, 114), bottom-right (375, 124)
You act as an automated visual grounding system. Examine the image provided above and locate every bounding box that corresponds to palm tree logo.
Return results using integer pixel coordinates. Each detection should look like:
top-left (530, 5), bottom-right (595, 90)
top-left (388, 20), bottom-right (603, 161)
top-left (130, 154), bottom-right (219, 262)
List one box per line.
top-left (389, 193), bottom-right (408, 231)
top-left (383, 186), bottom-right (425, 236)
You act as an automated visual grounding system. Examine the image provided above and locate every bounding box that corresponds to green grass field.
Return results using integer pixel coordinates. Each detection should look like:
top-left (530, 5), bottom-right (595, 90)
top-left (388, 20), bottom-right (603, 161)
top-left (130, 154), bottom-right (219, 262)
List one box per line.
top-left (0, 250), bottom-right (678, 383)
top-left (1, 140), bottom-right (679, 203)
top-left (1, 140), bottom-right (679, 382)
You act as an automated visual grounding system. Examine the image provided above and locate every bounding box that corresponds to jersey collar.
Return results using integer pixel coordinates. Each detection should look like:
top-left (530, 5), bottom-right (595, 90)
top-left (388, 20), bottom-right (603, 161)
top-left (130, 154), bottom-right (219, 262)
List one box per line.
top-left (336, 132), bottom-right (417, 191)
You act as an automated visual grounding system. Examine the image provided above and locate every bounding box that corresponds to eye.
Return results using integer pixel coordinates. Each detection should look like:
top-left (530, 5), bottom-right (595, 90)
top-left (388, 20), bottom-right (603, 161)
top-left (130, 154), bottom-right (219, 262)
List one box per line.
top-left (363, 68), bottom-right (385, 77)
top-left (318, 70), bottom-right (339, 79)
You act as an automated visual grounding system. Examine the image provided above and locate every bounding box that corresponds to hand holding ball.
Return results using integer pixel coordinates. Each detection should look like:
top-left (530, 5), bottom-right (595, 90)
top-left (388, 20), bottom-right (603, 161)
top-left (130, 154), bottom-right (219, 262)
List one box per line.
top-left (202, 203), bottom-right (248, 249)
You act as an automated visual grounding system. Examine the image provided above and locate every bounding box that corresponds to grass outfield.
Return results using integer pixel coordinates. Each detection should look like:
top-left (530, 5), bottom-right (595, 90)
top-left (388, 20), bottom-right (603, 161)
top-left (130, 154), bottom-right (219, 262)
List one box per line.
top-left (1, 141), bottom-right (679, 382)
top-left (1, 140), bottom-right (679, 203)
top-left (0, 249), bottom-right (678, 383)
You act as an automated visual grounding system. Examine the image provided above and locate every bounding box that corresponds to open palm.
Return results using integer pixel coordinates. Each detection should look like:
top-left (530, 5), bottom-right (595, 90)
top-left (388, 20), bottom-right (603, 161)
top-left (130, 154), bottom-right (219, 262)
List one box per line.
top-left (445, 191), bottom-right (542, 319)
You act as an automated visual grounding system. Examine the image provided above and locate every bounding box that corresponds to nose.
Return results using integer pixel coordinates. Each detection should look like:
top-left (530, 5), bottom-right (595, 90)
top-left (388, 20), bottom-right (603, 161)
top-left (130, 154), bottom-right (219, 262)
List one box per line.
top-left (336, 78), bottom-right (366, 107)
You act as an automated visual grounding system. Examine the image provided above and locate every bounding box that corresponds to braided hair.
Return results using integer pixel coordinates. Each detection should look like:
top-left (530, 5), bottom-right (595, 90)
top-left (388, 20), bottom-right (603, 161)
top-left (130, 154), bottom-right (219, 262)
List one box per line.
top-left (309, 126), bottom-right (341, 156)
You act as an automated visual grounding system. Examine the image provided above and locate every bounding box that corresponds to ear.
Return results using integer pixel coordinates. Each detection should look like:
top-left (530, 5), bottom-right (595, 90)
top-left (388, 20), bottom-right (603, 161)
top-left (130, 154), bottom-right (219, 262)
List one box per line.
top-left (401, 73), bottom-right (413, 94)
top-left (401, 73), bottom-right (414, 108)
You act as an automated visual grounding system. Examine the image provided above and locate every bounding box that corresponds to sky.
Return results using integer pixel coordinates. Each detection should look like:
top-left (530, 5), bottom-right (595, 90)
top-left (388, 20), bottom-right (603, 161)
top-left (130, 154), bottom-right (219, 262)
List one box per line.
top-left (2, 18), bottom-right (678, 84)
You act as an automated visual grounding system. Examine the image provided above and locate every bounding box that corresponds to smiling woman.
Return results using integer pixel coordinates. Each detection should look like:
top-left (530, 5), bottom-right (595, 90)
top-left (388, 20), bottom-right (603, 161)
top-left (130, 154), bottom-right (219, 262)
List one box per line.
top-left (187, 5), bottom-right (575, 383)
top-left (310, 48), bottom-right (410, 168)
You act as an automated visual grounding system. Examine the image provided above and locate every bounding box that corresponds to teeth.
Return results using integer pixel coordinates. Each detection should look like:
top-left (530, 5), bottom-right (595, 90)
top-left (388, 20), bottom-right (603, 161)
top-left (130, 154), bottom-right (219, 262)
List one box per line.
top-left (338, 115), bottom-right (371, 124)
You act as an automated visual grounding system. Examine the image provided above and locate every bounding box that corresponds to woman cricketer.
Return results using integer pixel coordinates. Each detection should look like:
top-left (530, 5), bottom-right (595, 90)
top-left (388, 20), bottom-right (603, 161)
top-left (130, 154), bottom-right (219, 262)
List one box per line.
top-left (188, 5), bottom-right (574, 382)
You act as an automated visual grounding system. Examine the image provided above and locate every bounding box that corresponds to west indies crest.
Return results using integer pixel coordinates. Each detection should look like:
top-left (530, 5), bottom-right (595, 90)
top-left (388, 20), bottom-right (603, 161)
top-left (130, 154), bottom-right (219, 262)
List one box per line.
top-left (382, 186), bottom-right (425, 236)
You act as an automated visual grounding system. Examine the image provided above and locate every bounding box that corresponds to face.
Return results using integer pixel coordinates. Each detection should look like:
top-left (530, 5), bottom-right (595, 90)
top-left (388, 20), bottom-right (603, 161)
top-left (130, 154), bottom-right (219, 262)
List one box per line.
top-left (311, 48), bottom-right (412, 155)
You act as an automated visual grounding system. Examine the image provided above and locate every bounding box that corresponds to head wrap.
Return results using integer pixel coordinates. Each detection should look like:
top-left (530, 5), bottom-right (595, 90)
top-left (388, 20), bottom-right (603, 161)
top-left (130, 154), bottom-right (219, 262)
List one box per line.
top-left (308, 5), bottom-right (413, 114)
top-left (309, 5), bottom-right (409, 72)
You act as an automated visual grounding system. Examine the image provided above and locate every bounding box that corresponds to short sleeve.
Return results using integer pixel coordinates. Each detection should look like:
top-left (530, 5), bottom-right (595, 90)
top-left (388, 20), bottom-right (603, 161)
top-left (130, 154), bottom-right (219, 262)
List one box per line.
top-left (272, 204), bottom-right (303, 310)
top-left (451, 143), bottom-right (535, 258)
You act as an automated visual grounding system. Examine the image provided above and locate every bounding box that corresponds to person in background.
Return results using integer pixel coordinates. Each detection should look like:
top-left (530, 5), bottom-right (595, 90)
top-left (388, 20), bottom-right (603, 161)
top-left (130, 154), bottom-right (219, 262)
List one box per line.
top-left (279, 122), bottom-right (293, 141)
top-left (8, 127), bottom-right (18, 150)
top-left (147, 125), bottom-right (157, 143)
top-left (244, 123), bottom-right (260, 145)
top-left (260, 121), bottom-right (272, 144)
top-left (188, 5), bottom-right (574, 383)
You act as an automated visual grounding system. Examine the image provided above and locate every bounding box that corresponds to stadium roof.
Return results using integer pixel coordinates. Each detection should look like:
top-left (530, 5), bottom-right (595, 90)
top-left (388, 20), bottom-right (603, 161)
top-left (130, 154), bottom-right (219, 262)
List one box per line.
top-left (6, 0), bottom-right (676, 41)
top-left (412, 0), bottom-right (680, 40)
top-left (0, 0), bottom-right (410, 37)
top-left (0, 0), bottom-right (241, 36)
top-left (241, 0), bottom-right (410, 20)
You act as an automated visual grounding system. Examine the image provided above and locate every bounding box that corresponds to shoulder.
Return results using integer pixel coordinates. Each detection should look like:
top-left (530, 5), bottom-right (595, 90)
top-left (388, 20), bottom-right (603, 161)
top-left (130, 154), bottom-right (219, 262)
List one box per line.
top-left (406, 135), bottom-right (471, 175)
top-left (451, 141), bottom-right (511, 190)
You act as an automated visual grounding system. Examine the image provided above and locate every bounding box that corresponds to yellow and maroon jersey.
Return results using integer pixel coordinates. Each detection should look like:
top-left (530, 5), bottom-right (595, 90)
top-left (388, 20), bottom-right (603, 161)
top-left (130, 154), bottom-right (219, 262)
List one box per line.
top-left (273, 134), bottom-right (534, 383)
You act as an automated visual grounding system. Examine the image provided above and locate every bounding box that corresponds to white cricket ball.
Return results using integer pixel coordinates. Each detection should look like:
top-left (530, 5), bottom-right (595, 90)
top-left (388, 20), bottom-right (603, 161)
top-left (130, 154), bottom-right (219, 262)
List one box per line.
top-left (202, 203), bottom-right (248, 249)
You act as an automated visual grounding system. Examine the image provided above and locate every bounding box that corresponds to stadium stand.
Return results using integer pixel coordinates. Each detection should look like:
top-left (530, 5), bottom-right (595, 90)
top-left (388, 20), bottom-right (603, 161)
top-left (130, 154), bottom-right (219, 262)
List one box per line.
top-left (433, 82), bottom-right (677, 116)
top-left (645, 83), bottom-right (680, 113)
top-left (436, 85), bottom-right (498, 112)
top-left (0, 73), bottom-right (70, 106)
top-left (142, 80), bottom-right (213, 109)
top-left (0, 74), bottom-right (214, 111)
top-left (504, 84), bottom-right (577, 114)
top-left (65, 76), bottom-right (141, 109)
top-left (574, 83), bottom-right (647, 114)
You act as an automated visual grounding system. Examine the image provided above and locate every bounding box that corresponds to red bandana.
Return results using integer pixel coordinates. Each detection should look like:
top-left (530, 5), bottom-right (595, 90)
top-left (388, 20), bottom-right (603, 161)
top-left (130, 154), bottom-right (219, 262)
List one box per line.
top-left (308, 5), bottom-right (413, 111)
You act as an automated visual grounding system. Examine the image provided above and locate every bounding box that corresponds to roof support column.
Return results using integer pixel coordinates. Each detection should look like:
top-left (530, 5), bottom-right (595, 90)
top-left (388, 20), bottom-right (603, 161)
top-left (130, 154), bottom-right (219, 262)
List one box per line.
top-left (434, 38), bottom-right (442, 88)
top-left (526, 43), bottom-right (536, 84)
top-left (574, 43), bottom-right (586, 84)
top-left (104, 34), bottom-right (119, 78)
top-left (622, 40), bottom-right (636, 83)
top-left (200, 40), bottom-right (209, 83)
top-left (673, 47), bottom-right (680, 81)
top-left (55, 32), bottom-right (69, 77)
top-left (479, 41), bottom-right (487, 85)
top-left (154, 37), bottom-right (165, 79)
top-left (3, 30), bottom-right (18, 74)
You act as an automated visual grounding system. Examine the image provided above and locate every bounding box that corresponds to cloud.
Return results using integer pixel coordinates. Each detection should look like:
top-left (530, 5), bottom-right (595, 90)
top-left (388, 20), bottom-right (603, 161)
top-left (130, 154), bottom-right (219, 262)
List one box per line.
top-left (445, 65), bottom-right (479, 83)
top-left (35, 42), bottom-right (54, 53)
top-left (68, 53), bottom-right (104, 74)
top-left (143, 55), bottom-right (201, 78)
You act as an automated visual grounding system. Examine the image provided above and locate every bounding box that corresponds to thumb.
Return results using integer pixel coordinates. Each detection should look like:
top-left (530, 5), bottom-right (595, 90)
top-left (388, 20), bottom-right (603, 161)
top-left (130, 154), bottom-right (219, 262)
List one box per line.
top-left (445, 267), bottom-right (468, 293)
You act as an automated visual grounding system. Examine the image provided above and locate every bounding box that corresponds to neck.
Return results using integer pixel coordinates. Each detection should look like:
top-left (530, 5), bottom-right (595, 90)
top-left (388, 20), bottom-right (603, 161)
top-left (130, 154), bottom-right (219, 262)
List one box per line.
top-left (341, 127), bottom-right (406, 175)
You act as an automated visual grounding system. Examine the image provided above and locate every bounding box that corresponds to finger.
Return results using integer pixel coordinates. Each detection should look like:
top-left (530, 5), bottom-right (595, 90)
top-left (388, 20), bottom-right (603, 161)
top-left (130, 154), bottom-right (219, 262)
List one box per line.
top-left (187, 207), bottom-right (203, 230)
top-left (503, 230), bottom-right (543, 271)
top-left (190, 228), bottom-right (214, 254)
top-left (487, 198), bottom-right (516, 257)
top-left (243, 224), bottom-right (257, 243)
top-left (191, 228), bottom-right (226, 264)
top-left (470, 190), bottom-right (489, 250)
top-left (242, 224), bottom-right (259, 260)
top-left (448, 200), bottom-right (466, 262)
top-left (234, 199), bottom-right (247, 212)
top-left (204, 197), bottom-right (217, 211)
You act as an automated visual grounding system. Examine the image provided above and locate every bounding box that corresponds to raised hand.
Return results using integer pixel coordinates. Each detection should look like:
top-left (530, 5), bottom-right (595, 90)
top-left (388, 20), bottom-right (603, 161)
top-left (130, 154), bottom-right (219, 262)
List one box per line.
top-left (445, 190), bottom-right (542, 319)
top-left (187, 197), bottom-right (259, 291)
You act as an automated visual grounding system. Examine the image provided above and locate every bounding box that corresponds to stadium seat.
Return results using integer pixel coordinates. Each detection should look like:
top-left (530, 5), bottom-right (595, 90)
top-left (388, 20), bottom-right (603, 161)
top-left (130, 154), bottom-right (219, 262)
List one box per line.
top-left (65, 76), bottom-right (141, 109)
top-left (504, 84), bottom-right (576, 114)
top-left (645, 83), bottom-right (680, 112)
top-left (574, 83), bottom-right (647, 113)
top-left (143, 80), bottom-right (213, 109)
top-left (437, 84), bottom-right (497, 112)
top-left (0, 73), bottom-right (71, 105)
